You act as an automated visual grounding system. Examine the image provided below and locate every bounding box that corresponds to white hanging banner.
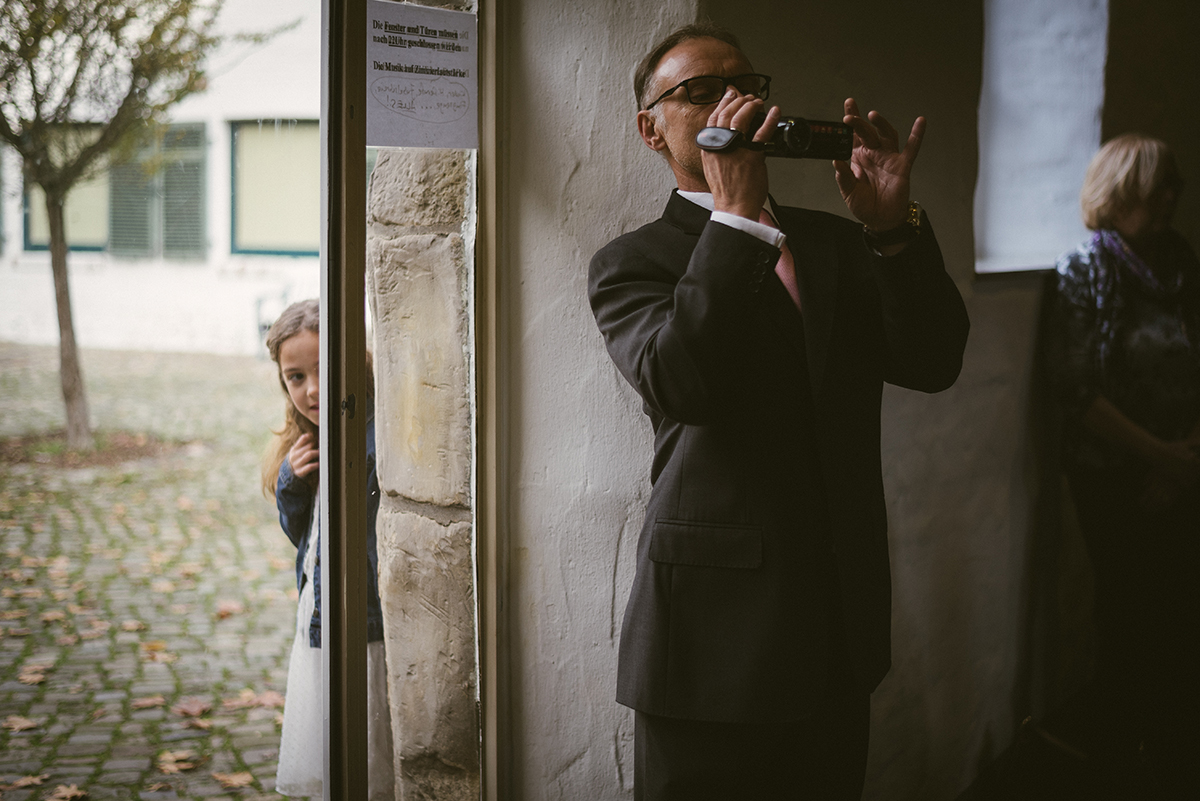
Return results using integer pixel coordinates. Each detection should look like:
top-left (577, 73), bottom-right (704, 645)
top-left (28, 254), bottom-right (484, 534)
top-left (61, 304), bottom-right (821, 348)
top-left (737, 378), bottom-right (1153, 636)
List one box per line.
top-left (365, 1), bottom-right (478, 148)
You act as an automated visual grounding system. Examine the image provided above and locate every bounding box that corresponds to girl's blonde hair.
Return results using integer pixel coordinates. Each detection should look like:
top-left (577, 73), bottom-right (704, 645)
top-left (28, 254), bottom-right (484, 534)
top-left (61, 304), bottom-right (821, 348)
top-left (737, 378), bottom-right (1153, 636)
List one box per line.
top-left (1080, 133), bottom-right (1183, 230)
top-left (260, 299), bottom-right (378, 497)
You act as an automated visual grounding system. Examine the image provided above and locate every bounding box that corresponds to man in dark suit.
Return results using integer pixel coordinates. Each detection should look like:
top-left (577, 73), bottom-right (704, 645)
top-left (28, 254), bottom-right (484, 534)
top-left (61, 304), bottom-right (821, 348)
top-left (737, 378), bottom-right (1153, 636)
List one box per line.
top-left (588, 24), bottom-right (970, 800)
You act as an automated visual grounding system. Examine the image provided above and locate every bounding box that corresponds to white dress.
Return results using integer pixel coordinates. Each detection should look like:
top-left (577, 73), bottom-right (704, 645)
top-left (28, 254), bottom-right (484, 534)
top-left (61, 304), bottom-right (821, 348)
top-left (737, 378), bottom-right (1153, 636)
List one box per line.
top-left (276, 491), bottom-right (396, 799)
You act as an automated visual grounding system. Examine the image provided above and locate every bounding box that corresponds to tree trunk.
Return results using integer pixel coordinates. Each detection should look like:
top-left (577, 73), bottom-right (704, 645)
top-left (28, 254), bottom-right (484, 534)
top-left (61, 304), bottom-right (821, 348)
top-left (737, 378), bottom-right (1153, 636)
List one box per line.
top-left (45, 187), bottom-right (94, 450)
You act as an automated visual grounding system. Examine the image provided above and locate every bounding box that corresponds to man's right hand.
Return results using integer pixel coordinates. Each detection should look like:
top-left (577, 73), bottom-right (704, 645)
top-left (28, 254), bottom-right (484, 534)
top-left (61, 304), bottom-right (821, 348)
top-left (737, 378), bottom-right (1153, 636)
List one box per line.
top-left (702, 89), bottom-right (781, 220)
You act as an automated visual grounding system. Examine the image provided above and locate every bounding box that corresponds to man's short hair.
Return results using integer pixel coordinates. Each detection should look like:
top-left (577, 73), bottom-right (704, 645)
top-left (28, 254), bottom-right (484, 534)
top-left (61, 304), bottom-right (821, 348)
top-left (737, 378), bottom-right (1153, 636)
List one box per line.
top-left (1080, 133), bottom-right (1183, 230)
top-left (634, 23), bottom-right (742, 111)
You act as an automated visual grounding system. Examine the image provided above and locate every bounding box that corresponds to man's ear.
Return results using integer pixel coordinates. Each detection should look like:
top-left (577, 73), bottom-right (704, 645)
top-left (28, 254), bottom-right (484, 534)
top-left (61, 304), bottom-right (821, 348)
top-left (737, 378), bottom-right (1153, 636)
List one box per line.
top-left (637, 110), bottom-right (667, 153)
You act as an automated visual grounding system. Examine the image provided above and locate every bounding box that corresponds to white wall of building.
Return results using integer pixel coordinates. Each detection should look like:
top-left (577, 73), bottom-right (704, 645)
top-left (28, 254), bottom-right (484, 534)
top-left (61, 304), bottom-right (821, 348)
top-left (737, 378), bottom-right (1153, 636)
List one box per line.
top-left (0, 0), bottom-right (323, 356)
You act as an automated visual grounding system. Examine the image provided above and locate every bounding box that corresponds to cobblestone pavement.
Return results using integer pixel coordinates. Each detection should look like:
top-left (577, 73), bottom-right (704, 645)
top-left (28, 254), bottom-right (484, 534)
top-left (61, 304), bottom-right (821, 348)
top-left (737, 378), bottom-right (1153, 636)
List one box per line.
top-left (0, 342), bottom-right (302, 800)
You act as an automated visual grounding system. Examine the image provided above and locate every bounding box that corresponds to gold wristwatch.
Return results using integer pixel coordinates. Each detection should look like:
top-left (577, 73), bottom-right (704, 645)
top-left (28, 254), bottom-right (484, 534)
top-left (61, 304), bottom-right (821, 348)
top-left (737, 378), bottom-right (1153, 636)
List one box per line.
top-left (864, 201), bottom-right (921, 248)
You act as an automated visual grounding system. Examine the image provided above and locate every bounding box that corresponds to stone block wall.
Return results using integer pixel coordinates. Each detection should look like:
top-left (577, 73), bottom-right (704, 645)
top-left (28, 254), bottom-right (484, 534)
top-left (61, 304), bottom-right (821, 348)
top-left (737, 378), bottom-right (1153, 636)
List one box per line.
top-left (367, 147), bottom-right (479, 800)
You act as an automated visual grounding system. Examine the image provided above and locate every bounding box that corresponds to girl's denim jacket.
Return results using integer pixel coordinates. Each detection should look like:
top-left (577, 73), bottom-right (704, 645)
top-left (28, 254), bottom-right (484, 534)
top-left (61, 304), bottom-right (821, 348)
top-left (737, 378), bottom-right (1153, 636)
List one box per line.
top-left (275, 417), bottom-right (384, 647)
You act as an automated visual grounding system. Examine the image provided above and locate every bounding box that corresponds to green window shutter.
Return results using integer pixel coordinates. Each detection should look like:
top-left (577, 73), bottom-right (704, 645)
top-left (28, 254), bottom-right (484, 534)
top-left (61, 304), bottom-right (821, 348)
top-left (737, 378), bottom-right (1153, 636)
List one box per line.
top-left (163, 159), bottom-right (205, 258)
top-left (108, 160), bottom-right (153, 257)
top-left (106, 123), bottom-right (206, 258)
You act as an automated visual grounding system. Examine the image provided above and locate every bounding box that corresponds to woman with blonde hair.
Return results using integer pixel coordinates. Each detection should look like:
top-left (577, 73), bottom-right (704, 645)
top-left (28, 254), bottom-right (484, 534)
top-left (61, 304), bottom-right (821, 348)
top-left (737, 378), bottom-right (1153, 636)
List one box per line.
top-left (1047, 133), bottom-right (1199, 790)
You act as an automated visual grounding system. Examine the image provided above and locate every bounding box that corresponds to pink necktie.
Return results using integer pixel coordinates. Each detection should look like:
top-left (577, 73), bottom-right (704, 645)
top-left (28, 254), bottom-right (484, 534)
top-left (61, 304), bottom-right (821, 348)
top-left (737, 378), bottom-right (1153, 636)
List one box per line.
top-left (758, 208), bottom-right (800, 310)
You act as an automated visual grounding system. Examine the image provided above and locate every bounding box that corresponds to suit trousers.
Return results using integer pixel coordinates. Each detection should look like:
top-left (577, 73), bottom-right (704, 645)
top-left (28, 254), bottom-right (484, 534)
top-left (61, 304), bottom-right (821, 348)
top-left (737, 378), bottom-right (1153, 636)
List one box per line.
top-left (633, 679), bottom-right (870, 801)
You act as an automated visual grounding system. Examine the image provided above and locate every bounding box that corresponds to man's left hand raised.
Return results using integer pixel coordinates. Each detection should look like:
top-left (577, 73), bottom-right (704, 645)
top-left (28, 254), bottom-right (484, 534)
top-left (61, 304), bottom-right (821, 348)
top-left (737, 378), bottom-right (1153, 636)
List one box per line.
top-left (834, 97), bottom-right (924, 233)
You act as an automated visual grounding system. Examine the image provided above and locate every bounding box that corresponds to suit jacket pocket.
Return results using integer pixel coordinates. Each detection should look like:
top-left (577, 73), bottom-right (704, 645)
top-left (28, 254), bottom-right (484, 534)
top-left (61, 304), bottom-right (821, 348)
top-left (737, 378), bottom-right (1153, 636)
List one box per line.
top-left (649, 519), bottom-right (762, 568)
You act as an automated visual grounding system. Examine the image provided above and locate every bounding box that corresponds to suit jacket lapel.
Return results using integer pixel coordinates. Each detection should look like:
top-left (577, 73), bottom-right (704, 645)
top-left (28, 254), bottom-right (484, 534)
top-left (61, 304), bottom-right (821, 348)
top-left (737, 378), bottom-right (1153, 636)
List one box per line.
top-left (777, 205), bottom-right (838, 399)
top-left (662, 191), bottom-right (839, 398)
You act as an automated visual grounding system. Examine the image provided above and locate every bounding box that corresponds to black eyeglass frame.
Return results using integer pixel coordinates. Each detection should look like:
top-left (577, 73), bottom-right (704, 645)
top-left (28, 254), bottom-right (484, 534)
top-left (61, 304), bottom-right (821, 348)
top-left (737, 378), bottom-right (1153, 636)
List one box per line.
top-left (643, 73), bottom-right (772, 111)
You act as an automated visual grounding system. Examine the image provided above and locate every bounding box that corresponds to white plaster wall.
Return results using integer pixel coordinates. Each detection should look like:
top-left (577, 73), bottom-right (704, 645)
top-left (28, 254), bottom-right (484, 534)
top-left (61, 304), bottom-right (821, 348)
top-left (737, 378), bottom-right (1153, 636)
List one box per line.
top-left (0, 0), bottom-right (322, 356)
top-left (500, 1), bottom-right (697, 797)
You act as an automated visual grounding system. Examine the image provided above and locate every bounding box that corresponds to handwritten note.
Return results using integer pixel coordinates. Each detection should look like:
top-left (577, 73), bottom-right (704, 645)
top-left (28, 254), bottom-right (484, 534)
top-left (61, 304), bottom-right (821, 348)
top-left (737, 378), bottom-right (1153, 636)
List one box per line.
top-left (366, 2), bottom-right (477, 149)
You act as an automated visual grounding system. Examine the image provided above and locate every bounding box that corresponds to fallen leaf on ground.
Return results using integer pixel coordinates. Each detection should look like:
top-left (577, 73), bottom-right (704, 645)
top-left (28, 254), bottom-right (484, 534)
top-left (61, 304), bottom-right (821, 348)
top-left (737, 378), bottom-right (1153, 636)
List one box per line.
top-left (0, 609), bottom-right (29, 620)
top-left (222, 688), bottom-right (259, 710)
top-left (212, 772), bottom-right (254, 789)
top-left (6, 773), bottom-right (49, 788)
top-left (3, 715), bottom-right (37, 732)
top-left (17, 671), bottom-right (45, 685)
top-left (221, 688), bottom-right (285, 710)
top-left (172, 698), bottom-right (212, 717)
top-left (7, 627), bottom-right (31, 636)
top-left (157, 749), bottom-right (197, 774)
top-left (215, 600), bottom-right (244, 619)
top-left (143, 650), bottom-right (178, 664)
top-left (185, 718), bottom-right (214, 730)
top-left (176, 496), bottom-right (193, 510)
top-left (20, 587), bottom-right (43, 598)
top-left (47, 783), bottom-right (87, 799)
top-left (2, 588), bottom-right (18, 597)
top-left (141, 640), bottom-right (168, 652)
top-left (169, 604), bottom-right (189, 615)
top-left (88, 619), bottom-right (111, 631)
top-left (91, 707), bottom-right (108, 720)
top-left (52, 589), bottom-right (72, 601)
top-left (176, 563), bottom-right (202, 578)
top-left (150, 579), bottom-right (175, 594)
top-left (79, 630), bottom-right (105, 640)
top-left (40, 609), bottom-right (66, 623)
top-left (120, 619), bottom-right (146, 632)
top-left (20, 556), bottom-right (44, 568)
top-left (145, 782), bottom-right (171, 791)
top-left (67, 604), bottom-right (96, 615)
top-left (56, 634), bottom-right (80, 645)
top-left (131, 695), bottom-right (166, 709)
top-left (275, 712), bottom-right (284, 726)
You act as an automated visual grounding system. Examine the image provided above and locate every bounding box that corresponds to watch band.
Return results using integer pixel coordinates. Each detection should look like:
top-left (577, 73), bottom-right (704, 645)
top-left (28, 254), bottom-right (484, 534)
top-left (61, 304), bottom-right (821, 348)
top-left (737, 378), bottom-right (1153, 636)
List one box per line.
top-left (864, 201), bottom-right (921, 248)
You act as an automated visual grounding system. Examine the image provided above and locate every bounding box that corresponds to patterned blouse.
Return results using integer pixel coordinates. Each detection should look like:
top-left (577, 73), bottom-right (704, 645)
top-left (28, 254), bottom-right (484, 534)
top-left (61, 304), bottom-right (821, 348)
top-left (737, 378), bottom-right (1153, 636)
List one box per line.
top-left (1047, 229), bottom-right (1200, 472)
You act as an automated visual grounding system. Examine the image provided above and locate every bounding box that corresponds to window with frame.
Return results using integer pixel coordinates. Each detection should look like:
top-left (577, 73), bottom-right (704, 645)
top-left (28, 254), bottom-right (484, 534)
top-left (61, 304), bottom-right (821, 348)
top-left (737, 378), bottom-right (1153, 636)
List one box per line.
top-left (24, 123), bottom-right (207, 258)
top-left (230, 120), bottom-right (320, 256)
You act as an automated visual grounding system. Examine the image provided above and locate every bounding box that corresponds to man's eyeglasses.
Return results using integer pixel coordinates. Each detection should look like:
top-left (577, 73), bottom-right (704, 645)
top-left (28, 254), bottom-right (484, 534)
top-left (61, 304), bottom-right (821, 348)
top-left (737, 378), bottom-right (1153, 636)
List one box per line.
top-left (644, 73), bottom-right (771, 111)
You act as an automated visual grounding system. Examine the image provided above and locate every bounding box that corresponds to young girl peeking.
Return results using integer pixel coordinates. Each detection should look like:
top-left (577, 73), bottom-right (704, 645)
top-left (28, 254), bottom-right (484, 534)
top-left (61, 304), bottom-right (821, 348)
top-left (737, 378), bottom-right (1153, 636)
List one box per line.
top-left (262, 300), bottom-right (395, 799)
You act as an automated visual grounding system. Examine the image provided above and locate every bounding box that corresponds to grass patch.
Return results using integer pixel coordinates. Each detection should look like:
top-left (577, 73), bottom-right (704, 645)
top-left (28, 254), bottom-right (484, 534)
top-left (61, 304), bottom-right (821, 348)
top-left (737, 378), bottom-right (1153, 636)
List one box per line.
top-left (0, 431), bottom-right (183, 469)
